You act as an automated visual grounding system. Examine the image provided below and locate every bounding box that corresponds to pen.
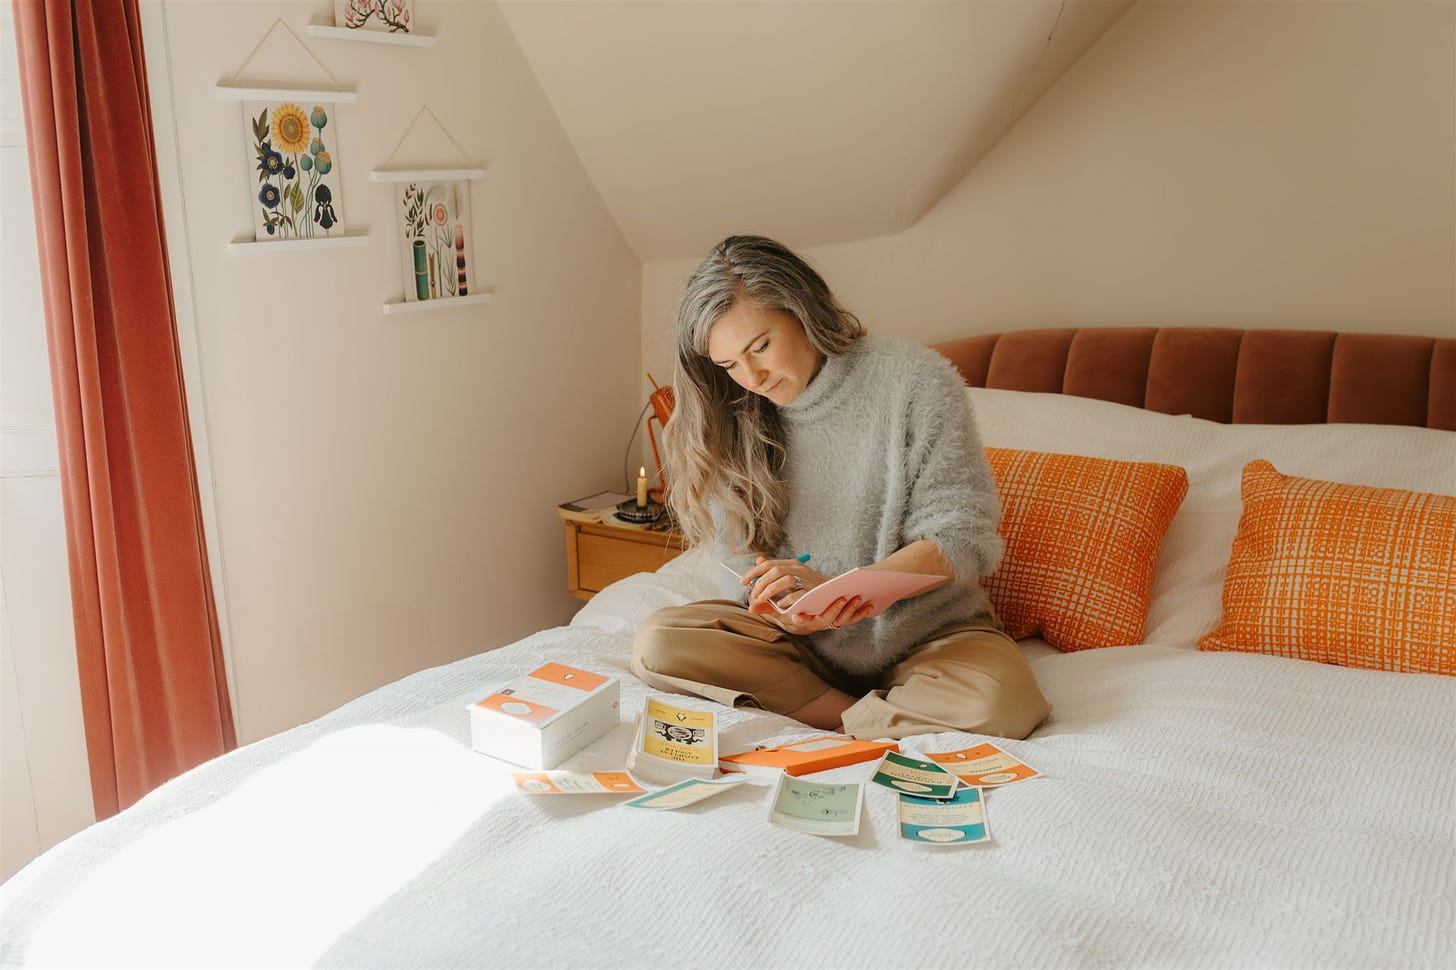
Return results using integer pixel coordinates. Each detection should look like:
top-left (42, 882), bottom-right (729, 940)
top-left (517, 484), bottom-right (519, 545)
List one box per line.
top-left (723, 553), bottom-right (811, 586)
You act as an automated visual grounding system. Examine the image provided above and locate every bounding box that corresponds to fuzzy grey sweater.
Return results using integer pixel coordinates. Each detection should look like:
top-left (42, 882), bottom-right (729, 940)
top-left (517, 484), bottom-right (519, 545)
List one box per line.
top-left (720, 335), bottom-right (1004, 678)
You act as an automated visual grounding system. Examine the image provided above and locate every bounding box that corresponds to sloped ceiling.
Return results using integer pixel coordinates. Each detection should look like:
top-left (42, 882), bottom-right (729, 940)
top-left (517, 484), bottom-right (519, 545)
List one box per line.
top-left (499, 0), bottom-right (1135, 260)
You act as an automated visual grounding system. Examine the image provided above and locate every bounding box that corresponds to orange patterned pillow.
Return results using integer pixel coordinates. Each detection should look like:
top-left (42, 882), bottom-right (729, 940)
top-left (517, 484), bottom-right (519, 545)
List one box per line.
top-left (983, 448), bottom-right (1189, 651)
top-left (1198, 460), bottom-right (1456, 675)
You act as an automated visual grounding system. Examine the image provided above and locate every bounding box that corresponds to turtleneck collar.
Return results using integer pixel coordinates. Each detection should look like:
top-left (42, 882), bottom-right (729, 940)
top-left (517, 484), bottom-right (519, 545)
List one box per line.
top-left (778, 335), bottom-right (871, 424)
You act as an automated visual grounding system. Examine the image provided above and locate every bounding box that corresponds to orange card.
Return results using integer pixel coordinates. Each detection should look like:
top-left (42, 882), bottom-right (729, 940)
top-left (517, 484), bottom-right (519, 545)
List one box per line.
top-left (512, 771), bottom-right (645, 795)
top-left (925, 743), bottom-right (1039, 786)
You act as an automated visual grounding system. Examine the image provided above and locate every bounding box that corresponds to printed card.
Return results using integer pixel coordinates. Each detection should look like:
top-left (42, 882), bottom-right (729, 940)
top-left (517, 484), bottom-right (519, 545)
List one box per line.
top-left (871, 751), bottom-right (958, 799)
top-left (512, 771), bottom-right (645, 795)
top-left (767, 775), bottom-right (864, 837)
top-left (623, 778), bottom-right (745, 811)
top-left (925, 743), bottom-right (1040, 787)
top-left (640, 697), bottom-right (718, 769)
top-left (899, 786), bottom-right (991, 845)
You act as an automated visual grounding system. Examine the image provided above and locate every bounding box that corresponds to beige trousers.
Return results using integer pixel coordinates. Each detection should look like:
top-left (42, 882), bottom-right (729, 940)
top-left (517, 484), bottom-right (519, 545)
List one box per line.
top-left (630, 600), bottom-right (1051, 741)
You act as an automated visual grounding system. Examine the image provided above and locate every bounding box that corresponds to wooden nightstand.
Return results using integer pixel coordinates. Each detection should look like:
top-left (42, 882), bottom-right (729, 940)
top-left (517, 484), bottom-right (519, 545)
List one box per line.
top-left (560, 515), bottom-right (685, 600)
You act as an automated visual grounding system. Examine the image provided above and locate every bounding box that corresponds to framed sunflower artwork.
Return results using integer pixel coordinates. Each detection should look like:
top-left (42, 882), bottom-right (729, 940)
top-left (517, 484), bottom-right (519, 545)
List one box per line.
top-left (245, 100), bottom-right (346, 242)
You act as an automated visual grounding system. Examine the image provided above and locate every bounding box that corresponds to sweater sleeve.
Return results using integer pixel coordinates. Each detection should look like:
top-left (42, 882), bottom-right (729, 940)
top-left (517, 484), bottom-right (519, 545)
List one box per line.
top-left (899, 356), bottom-right (1003, 581)
top-left (708, 505), bottom-right (751, 603)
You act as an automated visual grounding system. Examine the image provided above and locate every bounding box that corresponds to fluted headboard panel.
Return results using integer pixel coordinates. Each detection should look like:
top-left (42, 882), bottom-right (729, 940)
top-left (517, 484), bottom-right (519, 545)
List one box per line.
top-left (931, 327), bottom-right (1456, 431)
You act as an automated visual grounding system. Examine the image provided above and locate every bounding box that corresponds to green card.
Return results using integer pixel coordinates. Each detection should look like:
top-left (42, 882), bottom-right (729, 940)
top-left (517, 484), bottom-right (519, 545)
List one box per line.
top-left (871, 750), bottom-right (957, 799)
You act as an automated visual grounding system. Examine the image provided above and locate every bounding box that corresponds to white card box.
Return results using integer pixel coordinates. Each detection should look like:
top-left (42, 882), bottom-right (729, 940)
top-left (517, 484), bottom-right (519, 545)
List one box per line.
top-left (469, 663), bottom-right (620, 769)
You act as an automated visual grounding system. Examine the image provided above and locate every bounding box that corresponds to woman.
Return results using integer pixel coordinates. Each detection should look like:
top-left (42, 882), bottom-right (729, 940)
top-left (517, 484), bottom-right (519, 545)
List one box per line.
top-left (632, 236), bottom-right (1049, 740)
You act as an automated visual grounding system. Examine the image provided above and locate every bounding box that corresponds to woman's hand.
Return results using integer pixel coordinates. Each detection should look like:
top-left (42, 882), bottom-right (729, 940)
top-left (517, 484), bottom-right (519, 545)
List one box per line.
top-left (741, 557), bottom-right (875, 634)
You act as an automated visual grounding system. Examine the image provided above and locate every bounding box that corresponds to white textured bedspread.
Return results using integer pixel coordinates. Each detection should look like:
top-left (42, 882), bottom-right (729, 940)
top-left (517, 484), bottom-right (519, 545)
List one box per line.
top-left (3, 554), bottom-right (1453, 969)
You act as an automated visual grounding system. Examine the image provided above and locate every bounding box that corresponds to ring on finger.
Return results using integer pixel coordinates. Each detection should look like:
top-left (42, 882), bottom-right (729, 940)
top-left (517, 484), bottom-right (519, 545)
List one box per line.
top-left (792, 576), bottom-right (804, 590)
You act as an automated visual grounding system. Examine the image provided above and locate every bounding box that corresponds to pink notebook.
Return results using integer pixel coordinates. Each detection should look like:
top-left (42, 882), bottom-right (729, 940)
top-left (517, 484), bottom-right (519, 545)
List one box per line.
top-left (769, 568), bottom-right (943, 619)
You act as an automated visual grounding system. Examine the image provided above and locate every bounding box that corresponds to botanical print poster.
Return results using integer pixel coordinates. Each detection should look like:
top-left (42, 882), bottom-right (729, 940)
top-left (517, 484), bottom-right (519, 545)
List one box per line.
top-left (246, 101), bottom-right (344, 242)
top-left (396, 180), bottom-right (473, 302)
top-left (334, 0), bottom-right (413, 34)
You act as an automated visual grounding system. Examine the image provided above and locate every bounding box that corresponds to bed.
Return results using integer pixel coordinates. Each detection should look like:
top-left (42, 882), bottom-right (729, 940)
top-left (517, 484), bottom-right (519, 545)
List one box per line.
top-left (3, 327), bottom-right (1453, 969)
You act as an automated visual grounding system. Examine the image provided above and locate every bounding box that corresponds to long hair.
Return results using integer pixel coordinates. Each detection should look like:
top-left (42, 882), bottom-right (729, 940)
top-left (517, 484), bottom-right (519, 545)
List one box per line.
top-left (664, 235), bottom-right (865, 555)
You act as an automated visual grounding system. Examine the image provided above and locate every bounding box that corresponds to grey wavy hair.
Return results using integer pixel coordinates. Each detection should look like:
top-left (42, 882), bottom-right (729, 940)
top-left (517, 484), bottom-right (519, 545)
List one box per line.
top-left (664, 235), bottom-right (865, 555)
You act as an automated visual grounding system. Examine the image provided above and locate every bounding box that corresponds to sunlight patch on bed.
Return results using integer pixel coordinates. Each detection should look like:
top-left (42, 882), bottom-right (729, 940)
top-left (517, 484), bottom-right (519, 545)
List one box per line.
top-left (25, 724), bottom-right (514, 967)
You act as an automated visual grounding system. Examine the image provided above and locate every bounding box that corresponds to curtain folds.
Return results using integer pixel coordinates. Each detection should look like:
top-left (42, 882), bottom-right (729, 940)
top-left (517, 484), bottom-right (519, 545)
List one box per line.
top-left (12, 0), bottom-right (236, 817)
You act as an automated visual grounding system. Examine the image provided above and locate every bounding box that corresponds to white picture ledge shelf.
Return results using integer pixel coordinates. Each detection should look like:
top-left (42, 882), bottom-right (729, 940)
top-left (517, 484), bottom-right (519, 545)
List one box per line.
top-left (371, 168), bottom-right (486, 183)
top-left (215, 83), bottom-right (357, 103)
top-left (382, 293), bottom-right (493, 315)
top-left (307, 23), bottom-right (436, 47)
top-left (227, 233), bottom-right (368, 253)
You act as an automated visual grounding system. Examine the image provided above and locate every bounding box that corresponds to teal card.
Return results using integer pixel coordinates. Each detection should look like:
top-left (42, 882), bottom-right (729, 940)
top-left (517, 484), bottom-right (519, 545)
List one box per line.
top-left (899, 786), bottom-right (990, 845)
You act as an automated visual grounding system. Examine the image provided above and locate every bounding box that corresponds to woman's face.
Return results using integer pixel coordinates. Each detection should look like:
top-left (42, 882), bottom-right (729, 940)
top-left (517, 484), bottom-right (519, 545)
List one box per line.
top-left (705, 301), bottom-right (823, 406)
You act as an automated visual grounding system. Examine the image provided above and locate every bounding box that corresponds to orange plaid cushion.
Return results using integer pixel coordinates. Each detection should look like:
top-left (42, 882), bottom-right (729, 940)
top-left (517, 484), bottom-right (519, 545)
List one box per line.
top-left (1199, 460), bottom-right (1456, 675)
top-left (983, 449), bottom-right (1189, 651)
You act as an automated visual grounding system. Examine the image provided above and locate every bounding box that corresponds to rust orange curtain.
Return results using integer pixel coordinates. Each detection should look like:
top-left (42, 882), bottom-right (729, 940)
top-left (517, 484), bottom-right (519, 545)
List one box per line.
top-left (12, 0), bottom-right (236, 817)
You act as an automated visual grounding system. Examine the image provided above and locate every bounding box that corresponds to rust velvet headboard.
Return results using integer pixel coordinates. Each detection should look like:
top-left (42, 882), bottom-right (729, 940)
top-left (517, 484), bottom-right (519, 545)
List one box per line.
top-left (931, 328), bottom-right (1456, 431)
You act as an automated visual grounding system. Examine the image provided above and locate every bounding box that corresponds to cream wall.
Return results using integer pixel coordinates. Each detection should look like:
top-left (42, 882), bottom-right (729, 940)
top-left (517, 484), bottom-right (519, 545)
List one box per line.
top-left (642, 0), bottom-right (1456, 374)
top-left (151, 0), bottom-right (641, 744)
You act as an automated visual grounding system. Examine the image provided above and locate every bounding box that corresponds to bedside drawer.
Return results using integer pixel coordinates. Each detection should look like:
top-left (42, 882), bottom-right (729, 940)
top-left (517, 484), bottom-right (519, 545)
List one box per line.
top-left (577, 532), bottom-right (677, 591)
top-left (562, 519), bottom-right (684, 600)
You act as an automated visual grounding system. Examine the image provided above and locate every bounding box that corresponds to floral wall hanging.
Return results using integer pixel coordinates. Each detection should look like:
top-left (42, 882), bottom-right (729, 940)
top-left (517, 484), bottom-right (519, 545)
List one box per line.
top-left (396, 179), bottom-right (473, 302)
top-left (334, 0), bottom-right (414, 34)
top-left (246, 100), bottom-right (345, 242)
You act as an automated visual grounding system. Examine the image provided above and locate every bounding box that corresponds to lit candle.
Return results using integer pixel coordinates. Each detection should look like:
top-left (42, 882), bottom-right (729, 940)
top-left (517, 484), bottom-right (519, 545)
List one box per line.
top-left (637, 466), bottom-right (648, 508)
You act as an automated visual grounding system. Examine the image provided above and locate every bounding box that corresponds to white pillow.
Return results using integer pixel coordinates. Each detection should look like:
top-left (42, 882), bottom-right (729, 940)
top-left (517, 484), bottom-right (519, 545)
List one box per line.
top-left (968, 387), bottom-right (1456, 650)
